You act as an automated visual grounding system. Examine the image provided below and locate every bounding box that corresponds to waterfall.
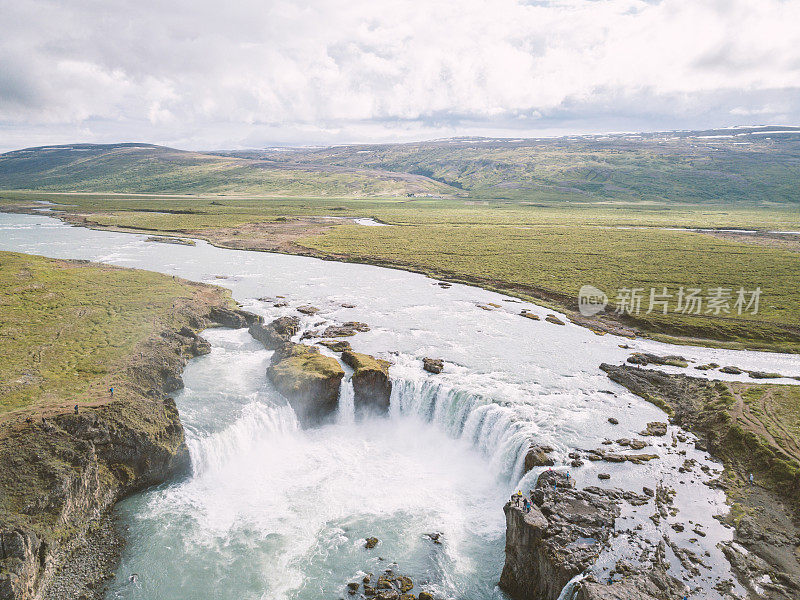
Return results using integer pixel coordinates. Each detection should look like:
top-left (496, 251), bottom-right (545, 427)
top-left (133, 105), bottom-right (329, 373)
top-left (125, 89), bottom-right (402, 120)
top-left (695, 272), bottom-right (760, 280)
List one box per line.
top-left (337, 378), bottom-right (356, 424)
top-left (556, 573), bottom-right (585, 600)
top-left (188, 401), bottom-right (299, 476)
top-left (389, 378), bottom-right (533, 481)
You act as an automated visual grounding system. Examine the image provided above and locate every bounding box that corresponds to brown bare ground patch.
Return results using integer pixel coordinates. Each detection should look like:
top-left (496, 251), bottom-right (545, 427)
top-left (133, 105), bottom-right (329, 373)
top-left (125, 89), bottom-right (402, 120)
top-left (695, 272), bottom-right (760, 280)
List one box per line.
top-left (701, 230), bottom-right (800, 253)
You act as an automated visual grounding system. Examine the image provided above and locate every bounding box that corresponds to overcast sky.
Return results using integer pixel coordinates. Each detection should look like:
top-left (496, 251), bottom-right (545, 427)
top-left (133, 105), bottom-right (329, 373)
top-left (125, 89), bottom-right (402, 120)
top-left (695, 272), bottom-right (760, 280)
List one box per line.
top-left (1, 0), bottom-right (799, 152)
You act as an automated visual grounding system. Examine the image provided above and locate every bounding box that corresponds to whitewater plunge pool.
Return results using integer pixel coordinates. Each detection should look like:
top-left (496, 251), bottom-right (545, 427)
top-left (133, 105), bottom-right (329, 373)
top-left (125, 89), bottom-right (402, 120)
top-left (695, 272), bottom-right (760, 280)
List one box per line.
top-left (2, 212), bottom-right (800, 600)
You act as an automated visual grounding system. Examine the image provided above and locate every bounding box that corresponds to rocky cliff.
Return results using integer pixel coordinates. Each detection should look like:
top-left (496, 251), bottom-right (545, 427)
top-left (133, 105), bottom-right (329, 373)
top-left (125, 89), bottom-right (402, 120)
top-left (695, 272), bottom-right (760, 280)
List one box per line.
top-left (340, 351), bottom-right (392, 414)
top-left (266, 342), bottom-right (344, 426)
top-left (0, 307), bottom-right (255, 600)
top-left (499, 471), bottom-right (619, 600)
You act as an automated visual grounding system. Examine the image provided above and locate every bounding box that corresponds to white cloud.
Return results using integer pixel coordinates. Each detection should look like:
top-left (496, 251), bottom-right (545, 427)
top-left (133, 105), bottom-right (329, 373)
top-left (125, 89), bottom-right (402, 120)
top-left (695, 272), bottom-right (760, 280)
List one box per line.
top-left (1, 0), bottom-right (799, 150)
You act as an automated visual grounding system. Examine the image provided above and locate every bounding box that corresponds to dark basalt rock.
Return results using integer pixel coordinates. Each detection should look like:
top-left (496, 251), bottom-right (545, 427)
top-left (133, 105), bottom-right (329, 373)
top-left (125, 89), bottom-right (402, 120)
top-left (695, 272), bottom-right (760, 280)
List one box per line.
top-left (249, 316), bottom-right (300, 350)
top-left (341, 351), bottom-right (392, 414)
top-left (321, 322), bottom-right (370, 338)
top-left (640, 422), bottom-right (668, 437)
top-left (209, 307), bottom-right (263, 329)
top-left (422, 358), bottom-right (444, 374)
top-left (499, 471), bottom-right (619, 600)
top-left (545, 314), bottom-right (565, 326)
top-left (523, 444), bottom-right (555, 473)
top-left (520, 310), bottom-right (540, 320)
top-left (266, 342), bottom-right (344, 426)
top-left (575, 562), bottom-right (686, 599)
top-left (627, 353), bottom-right (688, 368)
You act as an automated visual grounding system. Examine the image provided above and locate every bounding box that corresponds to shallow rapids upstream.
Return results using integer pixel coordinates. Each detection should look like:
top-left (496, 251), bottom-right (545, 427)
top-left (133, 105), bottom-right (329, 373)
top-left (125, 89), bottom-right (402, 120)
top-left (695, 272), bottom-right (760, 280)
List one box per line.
top-left (3, 211), bottom-right (800, 599)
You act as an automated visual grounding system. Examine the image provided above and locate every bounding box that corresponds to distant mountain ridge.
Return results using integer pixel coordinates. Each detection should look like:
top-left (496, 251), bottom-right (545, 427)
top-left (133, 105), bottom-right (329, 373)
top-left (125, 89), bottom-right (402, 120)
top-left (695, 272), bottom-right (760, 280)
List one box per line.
top-left (0, 143), bottom-right (456, 198)
top-left (2, 126), bottom-right (800, 202)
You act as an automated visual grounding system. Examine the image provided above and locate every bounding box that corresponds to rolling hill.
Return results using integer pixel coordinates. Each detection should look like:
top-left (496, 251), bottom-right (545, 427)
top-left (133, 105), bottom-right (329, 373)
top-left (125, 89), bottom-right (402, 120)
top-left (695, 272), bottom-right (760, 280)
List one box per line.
top-left (0, 143), bottom-right (457, 198)
top-left (2, 127), bottom-right (800, 204)
top-left (217, 126), bottom-right (800, 204)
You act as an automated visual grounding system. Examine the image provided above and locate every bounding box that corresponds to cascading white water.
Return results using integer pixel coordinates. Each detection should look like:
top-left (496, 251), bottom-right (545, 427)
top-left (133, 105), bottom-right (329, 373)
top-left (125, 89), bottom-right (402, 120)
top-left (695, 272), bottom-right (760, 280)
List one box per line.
top-left (337, 378), bottom-right (356, 425)
top-left (555, 574), bottom-right (585, 600)
top-left (104, 329), bottom-right (510, 600)
top-left (189, 401), bottom-right (299, 476)
top-left (389, 378), bottom-right (533, 481)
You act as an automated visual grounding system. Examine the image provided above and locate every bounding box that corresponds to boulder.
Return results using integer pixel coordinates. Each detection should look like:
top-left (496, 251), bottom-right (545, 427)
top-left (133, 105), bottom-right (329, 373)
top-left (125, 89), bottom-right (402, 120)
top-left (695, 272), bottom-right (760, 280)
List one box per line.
top-left (365, 537), bottom-right (379, 549)
top-left (694, 363), bottom-right (719, 371)
top-left (249, 316), bottom-right (300, 350)
top-left (719, 365), bottom-right (743, 374)
top-left (321, 322), bottom-right (370, 337)
top-left (209, 307), bottom-right (263, 329)
top-left (500, 471), bottom-right (619, 600)
top-left (747, 371), bottom-right (783, 379)
top-left (520, 310), bottom-right (540, 320)
top-left (341, 351), bottom-right (392, 414)
top-left (267, 343), bottom-right (344, 426)
top-left (627, 353), bottom-right (688, 368)
top-left (545, 314), bottom-right (565, 326)
top-left (297, 305), bottom-right (320, 315)
top-left (640, 422), bottom-right (668, 437)
top-left (523, 444), bottom-right (555, 473)
top-left (422, 358), bottom-right (444, 374)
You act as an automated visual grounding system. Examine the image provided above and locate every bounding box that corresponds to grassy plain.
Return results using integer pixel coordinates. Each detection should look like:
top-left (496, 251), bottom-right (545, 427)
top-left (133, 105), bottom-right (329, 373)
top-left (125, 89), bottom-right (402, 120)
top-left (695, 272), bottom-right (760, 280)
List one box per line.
top-left (0, 251), bottom-right (230, 414)
top-left (3, 190), bottom-right (799, 352)
top-left (2, 130), bottom-right (800, 352)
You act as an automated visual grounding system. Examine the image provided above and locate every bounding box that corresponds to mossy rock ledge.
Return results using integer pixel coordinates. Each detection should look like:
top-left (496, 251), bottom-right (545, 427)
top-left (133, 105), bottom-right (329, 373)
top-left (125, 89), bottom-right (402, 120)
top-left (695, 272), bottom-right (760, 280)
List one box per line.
top-left (267, 343), bottom-right (344, 426)
top-left (341, 351), bottom-right (392, 414)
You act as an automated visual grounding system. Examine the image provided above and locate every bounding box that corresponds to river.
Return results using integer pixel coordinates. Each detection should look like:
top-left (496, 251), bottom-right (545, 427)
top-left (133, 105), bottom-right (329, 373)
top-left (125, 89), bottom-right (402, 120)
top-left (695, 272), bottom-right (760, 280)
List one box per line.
top-left (2, 211), bottom-right (799, 600)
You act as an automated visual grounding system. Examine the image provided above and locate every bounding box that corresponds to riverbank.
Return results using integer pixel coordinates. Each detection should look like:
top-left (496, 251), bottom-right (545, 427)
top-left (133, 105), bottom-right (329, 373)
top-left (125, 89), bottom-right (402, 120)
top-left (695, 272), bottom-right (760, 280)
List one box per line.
top-left (4, 197), bottom-right (800, 353)
top-left (0, 252), bottom-right (254, 599)
top-left (601, 364), bottom-right (800, 599)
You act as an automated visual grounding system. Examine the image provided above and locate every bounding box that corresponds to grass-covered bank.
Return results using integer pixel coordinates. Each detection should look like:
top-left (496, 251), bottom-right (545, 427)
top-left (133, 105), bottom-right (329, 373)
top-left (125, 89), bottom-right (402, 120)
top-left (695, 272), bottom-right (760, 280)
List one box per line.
top-left (4, 191), bottom-right (800, 353)
top-left (0, 251), bottom-right (232, 415)
top-left (0, 251), bottom-right (241, 600)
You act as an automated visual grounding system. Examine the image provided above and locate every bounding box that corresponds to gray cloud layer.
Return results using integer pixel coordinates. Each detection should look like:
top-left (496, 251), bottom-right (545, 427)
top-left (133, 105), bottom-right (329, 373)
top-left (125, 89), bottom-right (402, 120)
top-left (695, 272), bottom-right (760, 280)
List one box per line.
top-left (1, 0), bottom-right (799, 150)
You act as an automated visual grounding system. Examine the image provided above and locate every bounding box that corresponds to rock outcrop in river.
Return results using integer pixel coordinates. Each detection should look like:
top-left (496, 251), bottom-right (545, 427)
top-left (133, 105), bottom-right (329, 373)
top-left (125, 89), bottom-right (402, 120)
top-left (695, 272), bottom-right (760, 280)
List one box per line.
top-left (0, 306), bottom-right (256, 600)
top-left (341, 351), bottom-right (392, 414)
top-left (267, 342), bottom-right (344, 426)
top-left (499, 470), bottom-right (619, 600)
top-left (249, 316), bottom-right (300, 349)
